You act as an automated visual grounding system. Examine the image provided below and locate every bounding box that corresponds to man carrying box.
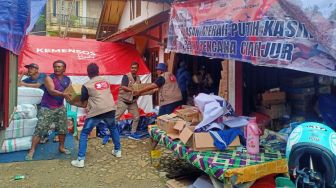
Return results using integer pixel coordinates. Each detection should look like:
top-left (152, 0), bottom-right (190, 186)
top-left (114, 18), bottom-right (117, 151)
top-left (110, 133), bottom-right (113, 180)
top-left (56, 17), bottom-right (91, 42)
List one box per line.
top-left (134, 63), bottom-right (182, 116)
top-left (67, 63), bottom-right (121, 168)
top-left (116, 62), bottom-right (141, 140)
top-left (26, 60), bottom-right (71, 160)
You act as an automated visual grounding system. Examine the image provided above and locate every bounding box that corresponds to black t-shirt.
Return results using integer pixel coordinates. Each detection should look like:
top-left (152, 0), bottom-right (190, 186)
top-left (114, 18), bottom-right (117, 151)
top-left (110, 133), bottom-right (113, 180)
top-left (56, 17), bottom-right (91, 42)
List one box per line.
top-left (81, 86), bottom-right (89, 101)
top-left (121, 75), bottom-right (138, 86)
top-left (154, 76), bottom-right (165, 87)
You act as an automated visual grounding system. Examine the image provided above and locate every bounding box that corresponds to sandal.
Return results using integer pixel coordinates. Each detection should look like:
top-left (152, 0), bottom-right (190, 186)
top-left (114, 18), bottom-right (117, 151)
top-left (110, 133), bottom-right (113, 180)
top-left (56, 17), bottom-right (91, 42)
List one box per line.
top-left (25, 154), bottom-right (33, 161)
top-left (53, 136), bottom-right (59, 143)
top-left (59, 148), bottom-right (71, 155)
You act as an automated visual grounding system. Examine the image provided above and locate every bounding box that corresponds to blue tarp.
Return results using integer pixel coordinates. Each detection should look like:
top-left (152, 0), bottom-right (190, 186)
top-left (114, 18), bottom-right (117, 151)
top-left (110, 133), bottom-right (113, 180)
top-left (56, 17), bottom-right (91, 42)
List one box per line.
top-left (0, 0), bottom-right (31, 54)
top-left (26, 0), bottom-right (47, 34)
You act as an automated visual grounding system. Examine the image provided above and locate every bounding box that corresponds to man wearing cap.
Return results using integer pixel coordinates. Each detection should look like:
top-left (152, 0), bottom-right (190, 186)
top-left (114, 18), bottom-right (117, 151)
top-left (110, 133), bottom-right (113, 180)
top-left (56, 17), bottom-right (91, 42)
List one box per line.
top-left (19, 63), bottom-right (50, 144)
top-left (134, 63), bottom-right (182, 116)
top-left (18, 63), bottom-right (46, 89)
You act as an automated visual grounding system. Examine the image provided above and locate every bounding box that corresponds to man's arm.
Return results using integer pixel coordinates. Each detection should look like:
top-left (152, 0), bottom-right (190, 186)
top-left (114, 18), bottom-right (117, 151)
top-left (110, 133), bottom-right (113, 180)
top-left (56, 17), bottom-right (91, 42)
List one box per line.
top-left (20, 81), bottom-right (42, 88)
top-left (44, 76), bottom-right (67, 97)
top-left (67, 98), bottom-right (88, 108)
top-left (135, 76), bottom-right (164, 96)
top-left (135, 83), bottom-right (158, 96)
top-left (120, 75), bottom-right (133, 92)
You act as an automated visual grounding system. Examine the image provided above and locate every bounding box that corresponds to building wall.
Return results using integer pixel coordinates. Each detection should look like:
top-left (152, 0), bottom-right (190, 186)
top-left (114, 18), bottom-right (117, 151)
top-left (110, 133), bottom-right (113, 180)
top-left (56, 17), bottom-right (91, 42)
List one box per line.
top-left (147, 22), bottom-right (169, 63)
top-left (46, 0), bottom-right (103, 38)
top-left (119, 0), bottom-right (170, 30)
top-left (87, 0), bottom-right (103, 18)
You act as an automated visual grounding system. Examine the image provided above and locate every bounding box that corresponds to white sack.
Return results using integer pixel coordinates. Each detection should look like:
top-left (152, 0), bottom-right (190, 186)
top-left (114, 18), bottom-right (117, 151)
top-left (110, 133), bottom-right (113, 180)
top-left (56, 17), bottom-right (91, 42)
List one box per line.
top-left (18, 87), bottom-right (44, 105)
top-left (0, 136), bottom-right (32, 153)
top-left (5, 118), bottom-right (38, 139)
top-left (13, 104), bottom-right (37, 120)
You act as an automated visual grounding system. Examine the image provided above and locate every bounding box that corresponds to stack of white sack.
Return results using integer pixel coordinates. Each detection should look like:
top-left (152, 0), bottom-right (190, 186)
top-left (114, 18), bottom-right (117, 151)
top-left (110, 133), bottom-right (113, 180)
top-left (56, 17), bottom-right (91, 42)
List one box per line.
top-left (0, 89), bottom-right (42, 153)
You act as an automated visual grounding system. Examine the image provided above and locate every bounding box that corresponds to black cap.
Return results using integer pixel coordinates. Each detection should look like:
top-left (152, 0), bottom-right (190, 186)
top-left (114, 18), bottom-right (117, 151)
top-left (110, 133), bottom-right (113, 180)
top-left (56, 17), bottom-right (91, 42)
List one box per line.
top-left (24, 63), bottom-right (39, 69)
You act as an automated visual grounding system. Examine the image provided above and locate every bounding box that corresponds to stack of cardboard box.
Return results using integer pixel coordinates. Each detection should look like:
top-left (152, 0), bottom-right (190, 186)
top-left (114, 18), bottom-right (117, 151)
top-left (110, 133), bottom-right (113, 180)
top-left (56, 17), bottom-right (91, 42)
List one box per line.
top-left (317, 75), bottom-right (333, 95)
top-left (283, 76), bottom-right (315, 115)
top-left (257, 89), bottom-right (289, 119)
top-left (155, 105), bottom-right (240, 151)
top-left (218, 60), bottom-right (229, 100)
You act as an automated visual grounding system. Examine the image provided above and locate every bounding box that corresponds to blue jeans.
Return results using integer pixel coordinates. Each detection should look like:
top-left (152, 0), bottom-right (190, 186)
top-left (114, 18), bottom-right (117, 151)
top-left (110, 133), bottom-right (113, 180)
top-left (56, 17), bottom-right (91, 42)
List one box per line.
top-left (78, 112), bottom-right (120, 160)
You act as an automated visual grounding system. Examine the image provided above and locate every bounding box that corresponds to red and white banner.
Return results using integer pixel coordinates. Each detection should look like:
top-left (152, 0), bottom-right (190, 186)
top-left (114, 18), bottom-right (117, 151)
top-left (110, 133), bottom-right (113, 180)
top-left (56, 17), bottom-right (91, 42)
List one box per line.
top-left (19, 35), bottom-right (153, 112)
top-left (19, 35), bottom-right (150, 75)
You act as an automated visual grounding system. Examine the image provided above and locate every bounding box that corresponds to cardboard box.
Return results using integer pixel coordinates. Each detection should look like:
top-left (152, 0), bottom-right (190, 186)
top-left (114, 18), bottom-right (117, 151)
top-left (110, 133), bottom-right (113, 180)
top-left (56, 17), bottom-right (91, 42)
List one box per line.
top-left (318, 76), bottom-right (333, 85)
top-left (64, 84), bottom-right (82, 102)
top-left (166, 120), bottom-right (188, 139)
top-left (261, 91), bottom-right (286, 105)
top-left (282, 75), bottom-right (315, 87)
top-left (287, 93), bottom-right (314, 101)
top-left (257, 104), bottom-right (289, 119)
top-left (157, 114), bottom-right (183, 134)
top-left (132, 83), bottom-right (152, 92)
top-left (175, 108), bottom-right (200, 123)
top-left (181, 105), bottom-right (198, 110)
top-left (77, 127), bottom-right (96, 140)
top-left (179, 126), bottom-right (240, 151)
top-left (317, 86), bottom-right (331, 94)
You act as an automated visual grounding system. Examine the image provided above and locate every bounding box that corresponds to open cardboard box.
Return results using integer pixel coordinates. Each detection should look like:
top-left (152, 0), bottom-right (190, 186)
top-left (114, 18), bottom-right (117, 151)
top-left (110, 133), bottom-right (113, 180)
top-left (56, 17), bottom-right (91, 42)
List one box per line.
top-left (175, 108), bottom-right (201, 123)
top-left (64, 84), bottom-right (82, 102)
top-left (157, 114), bottom-right (186, 135)
top-left (179, 125), bottom-right (240, 151)
top-left (166, 120), bottom-right (188, 140)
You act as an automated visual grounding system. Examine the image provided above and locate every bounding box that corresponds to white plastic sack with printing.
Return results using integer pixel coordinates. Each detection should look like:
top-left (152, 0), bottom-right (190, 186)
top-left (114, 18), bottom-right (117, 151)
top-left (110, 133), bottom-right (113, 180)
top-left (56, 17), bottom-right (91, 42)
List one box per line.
top-left (0, 136), bottom-right (32, 153)
top-left (5, 118), bottom-right (38, 139)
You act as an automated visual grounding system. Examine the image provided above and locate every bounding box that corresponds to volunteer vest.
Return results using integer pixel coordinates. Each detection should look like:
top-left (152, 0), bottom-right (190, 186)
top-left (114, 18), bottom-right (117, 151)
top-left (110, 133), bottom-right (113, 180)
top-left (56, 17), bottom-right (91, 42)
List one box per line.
top-left (41, 74), bottom-right (70, 109)
top-left (159, 72), bottom-right (182, 106)
top-left (118, 73), bottom-right (140, 103)
top-left (84, 76), bottom-right (116, 118)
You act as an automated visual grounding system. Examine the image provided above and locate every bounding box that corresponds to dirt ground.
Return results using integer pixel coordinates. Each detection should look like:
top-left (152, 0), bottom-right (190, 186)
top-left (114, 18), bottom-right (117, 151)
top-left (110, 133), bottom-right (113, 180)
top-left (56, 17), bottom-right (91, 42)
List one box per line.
top-left (0, 137), bottom-right (194, 188)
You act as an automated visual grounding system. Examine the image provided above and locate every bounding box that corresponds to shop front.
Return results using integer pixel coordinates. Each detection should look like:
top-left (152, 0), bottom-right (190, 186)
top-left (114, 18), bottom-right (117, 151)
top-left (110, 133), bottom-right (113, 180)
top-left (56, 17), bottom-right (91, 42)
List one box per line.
top-left (154, 0), bottom-right (336, 186)
top-left (166, 0), bottom-right (336, 119)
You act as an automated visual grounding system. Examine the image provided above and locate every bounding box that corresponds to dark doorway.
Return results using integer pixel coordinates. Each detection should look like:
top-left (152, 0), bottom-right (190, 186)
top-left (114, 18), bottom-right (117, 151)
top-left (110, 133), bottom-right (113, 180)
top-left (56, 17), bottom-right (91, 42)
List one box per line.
top-left (0, 47), bottom-right (6, 128)
top-left (145, 47), bottom-right (159, 106)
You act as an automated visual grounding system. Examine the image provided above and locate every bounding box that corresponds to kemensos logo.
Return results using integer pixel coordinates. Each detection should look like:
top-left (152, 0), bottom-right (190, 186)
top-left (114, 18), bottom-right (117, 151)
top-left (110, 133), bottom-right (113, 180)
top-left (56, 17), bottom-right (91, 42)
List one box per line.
top-left (36, 48), bottom-right (96, 60)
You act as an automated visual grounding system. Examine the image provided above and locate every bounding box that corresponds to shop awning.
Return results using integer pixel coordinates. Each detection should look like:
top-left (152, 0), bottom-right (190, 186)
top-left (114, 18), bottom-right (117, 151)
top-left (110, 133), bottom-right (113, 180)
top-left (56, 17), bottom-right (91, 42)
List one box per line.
top-left (0, 0), bottom-right (31, 54)
top-left (101, 10), bottom-right (170, 42)
top-left (167, 0), bottom-right (336, 77)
